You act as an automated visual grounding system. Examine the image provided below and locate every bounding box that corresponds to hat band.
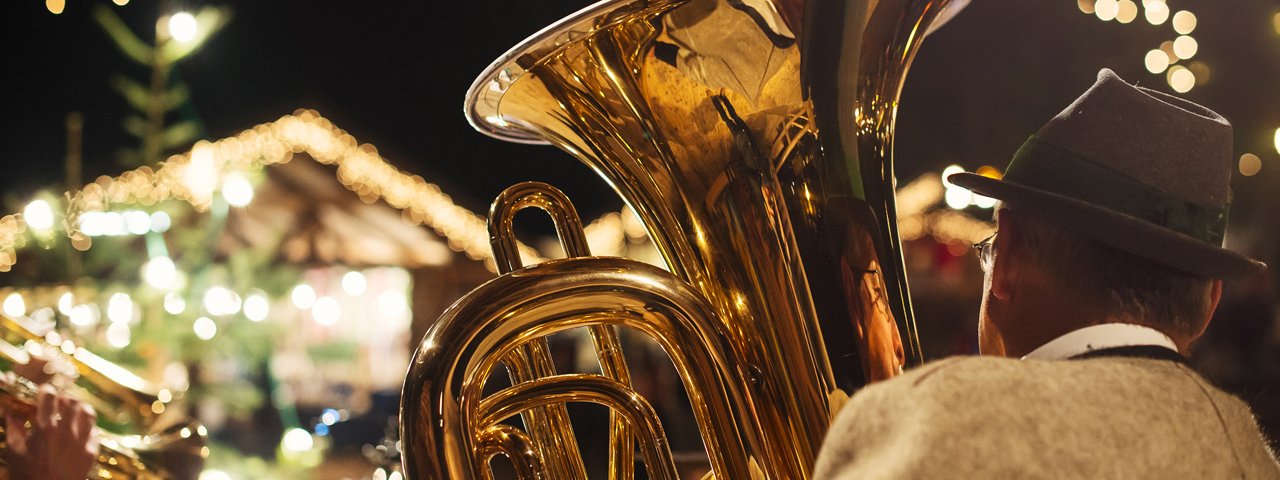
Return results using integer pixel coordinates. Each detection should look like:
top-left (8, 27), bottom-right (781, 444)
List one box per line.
top-left (1002, 136), bottom-right (1227, 244)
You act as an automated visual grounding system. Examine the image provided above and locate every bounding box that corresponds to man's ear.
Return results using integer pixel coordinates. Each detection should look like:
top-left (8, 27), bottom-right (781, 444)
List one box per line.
top-left (990, 211), bottom-right (1021, 301)
top-left (1189, 279), bottom-right (1223, 342)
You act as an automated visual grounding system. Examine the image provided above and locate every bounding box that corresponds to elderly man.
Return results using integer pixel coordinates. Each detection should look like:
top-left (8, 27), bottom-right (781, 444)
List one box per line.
top-left (813, 69), bottom-right (1279, 478)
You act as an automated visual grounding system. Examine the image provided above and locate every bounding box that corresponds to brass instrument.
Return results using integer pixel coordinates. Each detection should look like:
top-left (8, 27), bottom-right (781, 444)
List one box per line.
top-left (0, 315), bottom-right (208, 479)
top-left (403, 0), bottom-right (962, 477)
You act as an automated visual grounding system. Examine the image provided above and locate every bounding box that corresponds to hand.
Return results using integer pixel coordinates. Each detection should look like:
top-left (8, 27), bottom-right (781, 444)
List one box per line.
top-left (4, 385), bottom-right (98, 480)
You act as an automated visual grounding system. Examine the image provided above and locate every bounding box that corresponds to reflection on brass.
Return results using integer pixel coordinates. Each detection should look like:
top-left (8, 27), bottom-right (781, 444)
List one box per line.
top-left (404, 0), bottom-right (960, 477)
top-left (0, 315), bottom-right (208, 479)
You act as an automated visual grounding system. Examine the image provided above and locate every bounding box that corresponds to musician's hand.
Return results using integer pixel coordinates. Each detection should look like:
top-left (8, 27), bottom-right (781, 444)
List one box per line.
top-left (4, 385), bottom-right (98, 480)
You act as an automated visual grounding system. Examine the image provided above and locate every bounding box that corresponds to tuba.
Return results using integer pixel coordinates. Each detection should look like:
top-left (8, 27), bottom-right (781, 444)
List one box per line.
top-left (402, 0), bottom-right (962, 477)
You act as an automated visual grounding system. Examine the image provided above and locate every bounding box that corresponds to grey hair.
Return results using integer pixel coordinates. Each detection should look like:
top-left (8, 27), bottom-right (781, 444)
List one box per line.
top-left (1000, 206), bottom-right (1214, 337)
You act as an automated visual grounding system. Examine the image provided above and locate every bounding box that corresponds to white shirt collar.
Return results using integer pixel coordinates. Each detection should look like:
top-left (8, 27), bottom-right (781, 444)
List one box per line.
top-left (1021, 323), bottom-right (1179, 361)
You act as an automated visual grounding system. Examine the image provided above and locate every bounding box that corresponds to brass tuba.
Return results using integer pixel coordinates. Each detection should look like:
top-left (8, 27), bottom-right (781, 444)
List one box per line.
top-left (402, 0), bottom-right (962, 477)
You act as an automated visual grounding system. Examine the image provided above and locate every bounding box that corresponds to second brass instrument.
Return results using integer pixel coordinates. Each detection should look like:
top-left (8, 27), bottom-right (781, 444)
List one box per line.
top-left (0, 315), bottom-right (207, 480)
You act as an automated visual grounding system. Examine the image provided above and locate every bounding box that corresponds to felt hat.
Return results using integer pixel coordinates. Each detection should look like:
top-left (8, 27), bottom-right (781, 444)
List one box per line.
top-left (949, 68), bottom-right (1266, 279)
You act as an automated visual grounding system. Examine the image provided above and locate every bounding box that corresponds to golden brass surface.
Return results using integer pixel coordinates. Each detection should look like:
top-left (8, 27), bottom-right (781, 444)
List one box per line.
top-left (0, 315), bottom-right (208, 479)
top-left (403, 0), bottom-right (960, 477)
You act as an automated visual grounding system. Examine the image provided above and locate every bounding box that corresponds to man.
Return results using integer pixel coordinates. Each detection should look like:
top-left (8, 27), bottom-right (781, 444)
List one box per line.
top-left (813, 69), bottom-right (1280, 478)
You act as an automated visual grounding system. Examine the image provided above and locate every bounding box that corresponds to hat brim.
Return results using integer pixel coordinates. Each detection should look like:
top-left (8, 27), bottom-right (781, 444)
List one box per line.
top-left (949, 172), bottom-right (1266, 279)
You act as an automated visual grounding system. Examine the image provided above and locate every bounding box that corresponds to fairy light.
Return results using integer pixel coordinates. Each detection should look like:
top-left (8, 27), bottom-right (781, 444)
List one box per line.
top-left (291, 284), bottom-right (316, 309)
top-left (312, 297), bottom-right (340, 326)
top-left (1172, 35), bottom-right (1198, 59)
top-left (3, 293), bottom-right (25, 318)
top-left (164, 292), bottom-right (186, 315)
top-left (168, 12), bottom-right (198, 43)
top-left (107, 292), bottom-right (134, 324)
top-left (1171, 10), bottom-right (1196, 34)
top-left (1, 110), bottom-right (548, 271)
top-left (142, 256), bottom-right (179, 289)
top-left (341, 271), bottom-right (367, 296)
top-left (1144, 49), bottom-right (1170, 74)
top-left (193, 316), bottom-right (217, 340)
top-left (23, 200), bottom-right (55, 232)
top-left (1144, 1), bottom-right (1169, 24)
top-left (243, 290), bottom-right (269, 322)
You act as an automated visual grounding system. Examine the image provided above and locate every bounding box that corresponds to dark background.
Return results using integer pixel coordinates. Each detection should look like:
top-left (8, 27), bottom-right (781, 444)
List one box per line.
top-left (4, 0), bottom-right (1279, 239)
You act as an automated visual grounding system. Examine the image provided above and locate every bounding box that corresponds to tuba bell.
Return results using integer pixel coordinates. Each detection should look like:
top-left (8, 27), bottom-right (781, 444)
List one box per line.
top-left (402, 0), bottom-right (963, 477)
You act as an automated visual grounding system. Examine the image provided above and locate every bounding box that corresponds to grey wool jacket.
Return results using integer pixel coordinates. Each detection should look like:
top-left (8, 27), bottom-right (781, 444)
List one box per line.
top-left (813, 355), bottom-right (1280, 479)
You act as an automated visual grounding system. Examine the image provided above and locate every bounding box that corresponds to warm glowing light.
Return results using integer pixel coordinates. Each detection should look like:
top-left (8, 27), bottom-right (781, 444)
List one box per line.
top-left (168, 12), bottom-right (198, 43)
top-left (1144, 50), bottom-right (1170, 74)
top-left (1167, 65), bottom-right (1194, 93)
top-left (143, 256), bottom-right (178, 289)
top-left (377, 290), bottom-right (408, 316)
top-left (1172, 35), bottom-right (1197, 59)
top-left (1115, 0), bottom-right (1137, 23)
top-left (203, 287), bottom-right (241, 316)
top-left (944, 187), bottom-right (973, 210)
top-left (1239, 153), bottom-right (1262, 177)
top-left (1171, 10), bottom-right (1196, 34)
top-left (70, 304), bottom-right (97, 327)
top-left (184, 144), bottom-right (219, 204)
top-left (164, 292), bottom-right (186, 315)
top-left (321, 408), bottom-right (339, 425)
top-left (221, 174), bottom-right (254, 207)
top-left (1274, 128), bottom-right (1280, 155)
top-left (972, 194), bottom-right (998, 209)
top-left (312, 297), bottom-right (340, 326)
top-left (291, 284), bottom-right (316, 309)
top-left (1094, 0), bottom-right (1119, 21)
top-left (23, 200), bottom-right (55, 231)
top-left (243, 291), bottom-right (269, 322)
top-left (199, 470), bottom-right (231, 480)
top-left (282, 428), bottom-right (314, 453)
top-left (3, 293), bottom-right (25, 318)
top-left (341, 271), bottom-right (367, 296)
top-left (113, 0), bottom-right (129, 5)
top-left (124, 210), bottom-right (151, 235)
top-left (46, 0), bottom-right (65, 14)
top-left (1144, 1), bottom-right (1169, 24)
top-left (193, 316), bottom-right (217, 340)
top-left (940, 165), bottom-right (964, 188)
top-left (1077, 0), bottom-right (1095, 14)
top-left (150, 211), bottom-right (172, 233)
top-left (1274, 13), bottom-right (1280, 35)
top-left (58, 292), bottom-right (74, 315)
top-left (106, 323), bottom-right (131, 349)
top-left (107, 293), bottom-right (134, 324)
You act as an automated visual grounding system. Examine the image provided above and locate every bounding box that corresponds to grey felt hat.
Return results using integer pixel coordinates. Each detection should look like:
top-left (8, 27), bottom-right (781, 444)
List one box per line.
top-left (949, 68), bottom-right (1266, 279)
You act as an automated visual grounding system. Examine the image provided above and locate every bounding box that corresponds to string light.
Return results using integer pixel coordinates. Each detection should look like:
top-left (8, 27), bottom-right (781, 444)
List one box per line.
top-left (46, 0), bottom-right (65, 14)
top-left (3, 293), bottom-right (25, 317)
top-left (193, 316), bottom-right (217, 340)
top-left (1144, 49), bottom-right (1170, 74)
top-left (23, 200), bottom-right (55, 232)
top-left (1115, 0), bottom-right (1137, 23)
top-left (312, 297), bottom-right (340, 326)
top-left (341, 271), bottom-right (366, 296)
top-left (1171, 10), bottom-right (1196, 34)
top-left (168, 12), bottom-right (198, 43)
top-left (243, 290), bottom-right (269, 322)
top-left (1167, 66), bottom-right (1195, 93)
top-left (107, 293), bottom-right (134, 324)
top-left (1172, 35), bottom-right (1198, 59)
top-left (164, 292), bottom-right (187, 315)
top-left (221, 173), bottom-right (254, 207)
top-left (291, 284), bottom-right (316, 310)
top-left (1095, 0), bottom-right (1119, 21)
top-left (1144, 1), bottom-right (1169, 24)
top-left (1239, 153), bottom-right (1262, 177)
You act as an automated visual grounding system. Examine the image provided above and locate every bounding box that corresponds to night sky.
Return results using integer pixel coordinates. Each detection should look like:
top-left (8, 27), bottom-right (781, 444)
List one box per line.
top-left (4, 0), bottom-right (1279, 258)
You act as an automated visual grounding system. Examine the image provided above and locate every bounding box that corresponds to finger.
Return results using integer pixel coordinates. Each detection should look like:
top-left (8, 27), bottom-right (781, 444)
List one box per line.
top-left (56, 394), bottom-right (76, 427)
top-left (5, 413), bottom-right (28, 454)
top-left (35, 384), bottom-right (56, 429)
top-left (72, 402), bottom-right (94, 442)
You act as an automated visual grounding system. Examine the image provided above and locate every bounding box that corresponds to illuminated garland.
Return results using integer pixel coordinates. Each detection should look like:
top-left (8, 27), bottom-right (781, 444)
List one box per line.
top-left (0, 110), bottom-right (543, 272)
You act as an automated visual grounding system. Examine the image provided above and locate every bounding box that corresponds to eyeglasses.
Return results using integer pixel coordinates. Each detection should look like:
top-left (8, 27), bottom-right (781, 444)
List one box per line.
top-left (973, 234), bottom-right (995, 272)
